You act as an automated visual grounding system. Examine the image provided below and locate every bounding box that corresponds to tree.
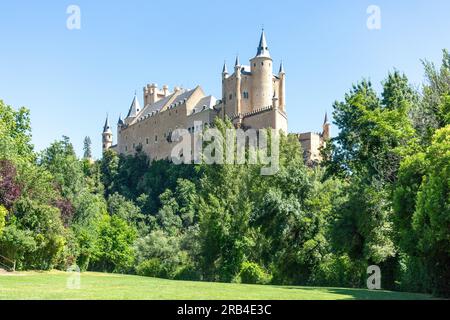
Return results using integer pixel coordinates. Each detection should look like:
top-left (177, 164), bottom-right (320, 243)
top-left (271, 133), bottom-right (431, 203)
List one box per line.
top-left (0, 100), bottom-right (34, 163)
top-left (0, 160), bottom-right (21, 209)
top-left (414, 50), bottom-right (450, 142)
top-left (325, 73), bottom-right (419, 289)
top-left (412, 126), bottom-right (450, 296)
top-left (91, 214), bottom-right (137, 273)
top-left (107, 192), bottom-right (147, 235)
top-left (100, 149), bottom-right (119, 197)
top-left (83, 136), bottom-right (92, 159)
top-left (12, 198), bottom-right (66, 270)
top-left (254, 135), bottom-right (336, 284)
top-left (38, 136), bottom-right (85, 199)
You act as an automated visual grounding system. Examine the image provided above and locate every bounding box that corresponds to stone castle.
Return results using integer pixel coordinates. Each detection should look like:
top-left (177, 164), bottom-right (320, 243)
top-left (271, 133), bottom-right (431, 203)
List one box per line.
top-left (102, 30), bottom-right (330, 164)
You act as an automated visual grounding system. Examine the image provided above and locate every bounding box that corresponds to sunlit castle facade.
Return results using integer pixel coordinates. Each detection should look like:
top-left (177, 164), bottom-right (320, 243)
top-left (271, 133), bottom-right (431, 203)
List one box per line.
top-left (102, 30), bottom-right (329, 163)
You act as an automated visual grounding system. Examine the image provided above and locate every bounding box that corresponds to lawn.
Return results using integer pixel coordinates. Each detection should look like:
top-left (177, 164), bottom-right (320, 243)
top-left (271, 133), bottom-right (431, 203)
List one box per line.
top-left (0, 271), bottom-right (433, 300)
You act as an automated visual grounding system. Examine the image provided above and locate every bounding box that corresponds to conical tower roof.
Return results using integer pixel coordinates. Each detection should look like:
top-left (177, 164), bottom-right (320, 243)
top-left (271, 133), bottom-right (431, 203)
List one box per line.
top-left (126, 93), bottom-right (141, 118)
top-left (255, 29), bottom-right (270, 58)
top-left (103, 115), bottom-right (112, 133)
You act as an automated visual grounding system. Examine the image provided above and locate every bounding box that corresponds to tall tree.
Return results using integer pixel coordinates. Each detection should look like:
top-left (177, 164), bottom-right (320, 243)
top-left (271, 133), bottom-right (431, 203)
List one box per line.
top-left (83, 136), bottom-right (92, 159)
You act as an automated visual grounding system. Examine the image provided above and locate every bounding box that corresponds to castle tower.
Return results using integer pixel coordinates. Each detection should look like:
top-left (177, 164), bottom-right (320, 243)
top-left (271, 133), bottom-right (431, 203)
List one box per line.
top-left (102, 115), bottom-right (113, 152)
top-left (278, 61), bottom-right (286, 112)
top-left (234, 55), bottom-right (242, 115)
top-left (322, 112), bottom-right (330, 140)
top-left (250, 29), bottom-right (273, 109)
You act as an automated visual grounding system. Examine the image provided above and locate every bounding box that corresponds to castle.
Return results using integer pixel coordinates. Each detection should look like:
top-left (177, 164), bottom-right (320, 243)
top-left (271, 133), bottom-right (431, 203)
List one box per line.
top-left (102, 30), bottom-right (330, 163)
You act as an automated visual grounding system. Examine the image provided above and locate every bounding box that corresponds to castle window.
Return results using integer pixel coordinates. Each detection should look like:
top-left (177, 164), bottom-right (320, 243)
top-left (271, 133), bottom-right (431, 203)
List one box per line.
top-left (125, 146), bottom-right (127, 151)
top-left (254, 63), bottom-right (256, 67)
top-left (155, 135), bottom-right (158, 142)
top-left (261, 62), bottom-right (264, 66)
top-left (243, 92), bottom-right (249, 99)
top-left (229, 94), bottom-right (232, 100)
top-left (146, 138), bottom-right (149, 145)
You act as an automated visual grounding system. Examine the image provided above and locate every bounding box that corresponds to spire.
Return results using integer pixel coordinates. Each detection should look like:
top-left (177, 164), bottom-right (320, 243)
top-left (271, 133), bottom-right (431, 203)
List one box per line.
top-left (279, 60), bottom-right (285, 74)
top-left (235, 55), bottom-right (240, 67)
top-left (324, 112), bottom-right (329, 125)
top-left (222, 61), bottom-right (228, 74)
top-left (255, 29), bottom-right (270, 58)
top-left (126, 93), bottom-right (141, 118)
top-left (103, 114), bottom-right (112, 133)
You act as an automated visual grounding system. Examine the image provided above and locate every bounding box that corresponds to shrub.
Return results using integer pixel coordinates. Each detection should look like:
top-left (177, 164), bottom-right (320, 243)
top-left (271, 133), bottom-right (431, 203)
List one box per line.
top-left (174, 263), bottom-right (201, 281)
top-left (312, 254), bottom-right (367, 288)
top-left (239, 261), bottom-right (271, 285)
top-left (136, 258), bottom-right (166, 278)
top-left (0, 205), bottom-right (6, 236)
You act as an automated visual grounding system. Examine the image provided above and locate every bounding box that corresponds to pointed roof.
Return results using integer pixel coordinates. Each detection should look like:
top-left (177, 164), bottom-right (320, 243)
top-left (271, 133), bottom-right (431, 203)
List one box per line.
top-left (103, 115), bottom-right (112, 133)
top-left (255, 29), bottom-right (270, 58)
top-left (222, 61), bottom-right (228, 74)
top-left (126, 93), bottom-right (141, 118)
top-left (324, 112), bottom-right (329, 125)
top-left (235, 55), bottom-right (240, 67)
top-left (279, 61), bottom-right (285, 74)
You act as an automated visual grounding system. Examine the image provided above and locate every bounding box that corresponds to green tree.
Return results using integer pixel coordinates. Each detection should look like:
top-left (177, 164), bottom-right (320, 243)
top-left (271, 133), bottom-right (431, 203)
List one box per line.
top-left (38, 136), bottom-right (85, 199)
top-left (412, 126), bottom-right (450, 296)
top-left (100, 149), bottom-right (119, 197)
top-left (107, 192), bottom-right (147, 235)
top-left (0, 100), bottom-right (34, 163)
top-left (91, 214), bottom-right (137, 273)
top-left (83, 136), bottom-right (92, 159)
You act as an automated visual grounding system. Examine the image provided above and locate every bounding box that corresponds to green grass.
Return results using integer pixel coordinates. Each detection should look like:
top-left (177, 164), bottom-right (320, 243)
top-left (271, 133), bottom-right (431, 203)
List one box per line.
top-left (0, 271), bottom-right (433, 300)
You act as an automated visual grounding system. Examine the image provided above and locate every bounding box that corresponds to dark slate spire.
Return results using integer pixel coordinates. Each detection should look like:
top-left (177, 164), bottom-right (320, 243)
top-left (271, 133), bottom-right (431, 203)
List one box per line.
top-left (279, 60), bottom-right (285, 74)
top-left (255, 29), bottom-right (270, 58)
top-left (235, 55), bottom-right (240, 67)
top-left (324, 112), bottom-right (329, 125)
top-left (222, 61), bottom-right (228, 74)
top-left (103, 114), bottom-right (112, 133)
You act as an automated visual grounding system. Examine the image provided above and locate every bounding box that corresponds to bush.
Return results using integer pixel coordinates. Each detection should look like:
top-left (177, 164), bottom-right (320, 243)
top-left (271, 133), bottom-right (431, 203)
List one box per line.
top-left (174, 264), bottom-right (201, 281)
top-left (136, 258), bottom-right (167, 278)
top-left (239, 262), bottom-right (271, 285)
top-left (312, 254), bottom-right (367, 288)
top-left (0, 205), bottom-right (6, 236)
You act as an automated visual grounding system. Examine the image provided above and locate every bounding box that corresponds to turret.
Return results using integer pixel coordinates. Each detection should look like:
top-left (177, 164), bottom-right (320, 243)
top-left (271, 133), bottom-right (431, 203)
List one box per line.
top-left (235, 55), bottom-right (242, 114)
top-left (222, 61), bottom-right (228, 80)
top-left (102, 115), bottom-right (113, 152)
top-left (322, 112), bottom-right (330, 140)
top-left (250, 29), bottom-right (273, 109)
top-left (278, 61), bottom-right (286, 111)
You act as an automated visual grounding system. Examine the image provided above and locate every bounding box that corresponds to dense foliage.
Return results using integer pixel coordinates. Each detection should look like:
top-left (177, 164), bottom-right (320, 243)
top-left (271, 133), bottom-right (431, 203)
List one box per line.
top-left (0, 51), bottom-right (448, 297)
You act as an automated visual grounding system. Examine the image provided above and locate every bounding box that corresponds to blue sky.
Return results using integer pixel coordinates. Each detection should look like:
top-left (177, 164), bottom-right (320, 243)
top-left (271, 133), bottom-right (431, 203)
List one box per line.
top-left (1, 0), bottom-right (449, 158)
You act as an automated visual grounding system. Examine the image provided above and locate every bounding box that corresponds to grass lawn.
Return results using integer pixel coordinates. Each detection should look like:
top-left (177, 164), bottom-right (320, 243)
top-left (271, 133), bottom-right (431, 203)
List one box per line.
top-left (0, 271), bottom-right (433, 300)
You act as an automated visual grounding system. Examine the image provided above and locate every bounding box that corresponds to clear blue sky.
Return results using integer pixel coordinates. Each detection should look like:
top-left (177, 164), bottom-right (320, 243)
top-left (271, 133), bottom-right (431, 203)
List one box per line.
top-left (1, 0), bottom-right (449, 158)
